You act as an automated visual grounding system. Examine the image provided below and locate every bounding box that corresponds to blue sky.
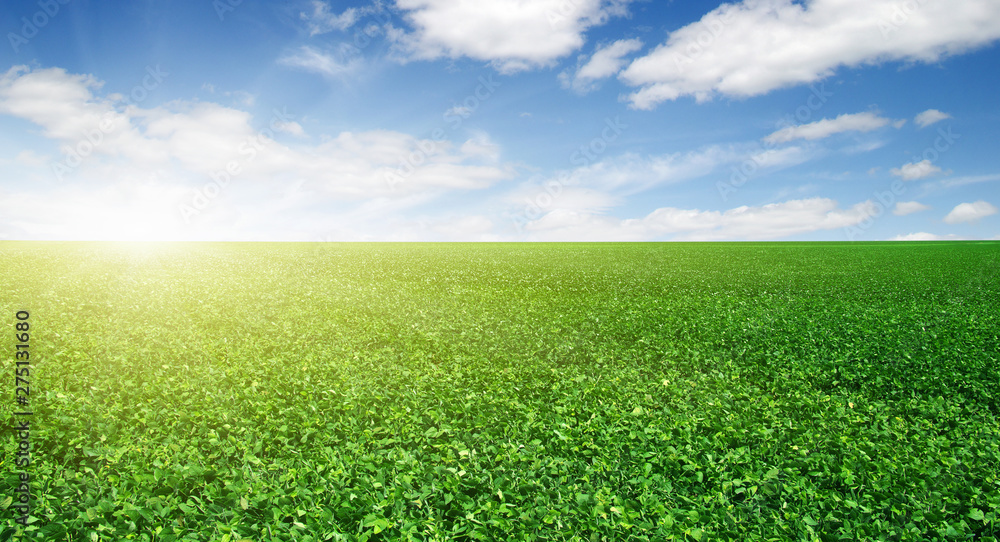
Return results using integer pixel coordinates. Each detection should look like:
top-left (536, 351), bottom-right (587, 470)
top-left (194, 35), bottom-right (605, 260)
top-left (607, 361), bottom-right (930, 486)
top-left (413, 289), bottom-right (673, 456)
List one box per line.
top-left (1, 0), bottom-right (999, 241)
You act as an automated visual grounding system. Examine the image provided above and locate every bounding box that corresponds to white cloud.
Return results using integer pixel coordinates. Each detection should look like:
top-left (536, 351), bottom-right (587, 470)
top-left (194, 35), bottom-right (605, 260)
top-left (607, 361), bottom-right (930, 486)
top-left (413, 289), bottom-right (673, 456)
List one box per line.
top-left (889, 232), bottom-right (962, 241)
top-left (14, 150), bottom-right (47, 167)
top-left (0, 180), bottom-right (197, 241)
top-left (0, 66), bottom-right (110, 141)
top-left (199, 84), bottom-right (255, 106)
top-left (892, 200), bottom-right (930, 216)
top-left (566, 147), bottom-right (734, 193)
top-left (507, 182), bottom-right (621, 216)
top-left (620, 0), bottom-right (1000, 109)
top-left (444, 105), bottom-right (472, 118)
top-left (390, 0), bottom-right (634, 73)
top-left (764, 112), bottom-right (893, 144)
top-left (944, 200), bottom-right (998, 224)
top-left (314, 211), bottom-right (507, 242)
top-left (522, 197), bottom-right (876, 241)
top-left (502, 141), bottom-right (814, 228)
top-left (426, 214), bottom-right (499, 240)
top-left (0, 66), bottom-right (514, 240)
top-left (552, 143), bottom-right (812, 196)
top-left (276, 131), bottom-right (512, 196)
top-left (750, 145), bottom-right (813, 168)
top-left (459, 132), bottom-right (501, 163)
top-left (274, 120), bottom-right (306, 137)
top-left (278, 45), bottom-right (363, 78)
top-left (891, 159), bottom-right (942, 181)
top-left (842, 139), bottom-right (888, 154)
top-left (929, 173), bottom-right (1000, 189)
top-left (228, 90), bottom-right (256, 107)
top-left (561, 38), bottom-right (643, 93)
top-left (302, 1), bottom-right (360, 35)
top-left (914, 109), bottom-right (951, 127)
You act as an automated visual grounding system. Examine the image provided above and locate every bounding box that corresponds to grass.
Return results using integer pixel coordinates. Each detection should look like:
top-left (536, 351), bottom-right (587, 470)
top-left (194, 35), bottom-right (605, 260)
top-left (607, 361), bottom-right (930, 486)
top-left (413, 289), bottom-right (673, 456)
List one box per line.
top-left (1, 241), bottom-right (998, 541)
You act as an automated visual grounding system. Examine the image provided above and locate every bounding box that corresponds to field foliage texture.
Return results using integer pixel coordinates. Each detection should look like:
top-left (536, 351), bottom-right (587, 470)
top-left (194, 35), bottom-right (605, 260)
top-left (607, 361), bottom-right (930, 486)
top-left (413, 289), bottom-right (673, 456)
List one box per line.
top-left (1, 242), bottom-right (999, 541)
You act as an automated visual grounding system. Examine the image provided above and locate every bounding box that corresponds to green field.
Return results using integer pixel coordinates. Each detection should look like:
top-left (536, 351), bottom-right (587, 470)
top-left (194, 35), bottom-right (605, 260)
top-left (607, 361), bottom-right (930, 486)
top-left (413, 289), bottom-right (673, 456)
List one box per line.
top-left (1, 242), bottom-right (998, 541)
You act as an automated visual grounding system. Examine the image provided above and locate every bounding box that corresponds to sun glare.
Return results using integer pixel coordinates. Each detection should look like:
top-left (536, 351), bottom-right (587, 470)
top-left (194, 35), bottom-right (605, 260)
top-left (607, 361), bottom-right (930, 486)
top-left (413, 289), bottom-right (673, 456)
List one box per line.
top-left (61, 183), bottom-right (195, 242)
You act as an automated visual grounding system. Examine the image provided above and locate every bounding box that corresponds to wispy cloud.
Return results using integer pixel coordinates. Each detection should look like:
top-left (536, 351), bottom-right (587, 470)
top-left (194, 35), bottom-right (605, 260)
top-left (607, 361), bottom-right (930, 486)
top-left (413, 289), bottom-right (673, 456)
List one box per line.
top-left (764, 112), bottom-right (895, 144)
top-left (914, 109), bottom-right (951, 128)
top-left (521, 197), bottom-right (877, 241)
top-left (892, 201), bottom-right (930, 216)
top-left (560, 38), bottom-right (643, 93)
top-left (889, 232), bottom-right (963, 241)
top-left (278, 45), bottom-right (364, 78)
top-left (551, 143), bottom-right (812, 196)
top-left (274, 120), bottom-right (306, 137)
top-left (927, 173), bottom-right (1000, 189)
top-left (301, 1), bottom-right (360, 35)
